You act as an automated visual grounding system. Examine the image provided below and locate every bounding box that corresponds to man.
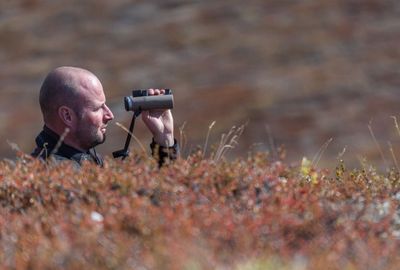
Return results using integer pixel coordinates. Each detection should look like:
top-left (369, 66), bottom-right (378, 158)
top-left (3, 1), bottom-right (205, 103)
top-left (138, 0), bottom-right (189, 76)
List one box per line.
top-left (32, 66), bottom-right (178, 167)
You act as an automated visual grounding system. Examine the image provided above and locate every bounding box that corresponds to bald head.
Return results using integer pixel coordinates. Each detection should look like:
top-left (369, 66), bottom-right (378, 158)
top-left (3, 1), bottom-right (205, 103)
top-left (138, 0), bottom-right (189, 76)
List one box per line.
top-left (39, 66), bottom-right (101, 124)
top-left (38, 66), bottom-right (114, 151)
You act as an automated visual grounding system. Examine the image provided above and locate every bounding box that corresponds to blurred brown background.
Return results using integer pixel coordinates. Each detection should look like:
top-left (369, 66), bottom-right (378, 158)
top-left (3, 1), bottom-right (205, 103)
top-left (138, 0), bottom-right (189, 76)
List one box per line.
top-left (1, 0), bottom-right (400, 168)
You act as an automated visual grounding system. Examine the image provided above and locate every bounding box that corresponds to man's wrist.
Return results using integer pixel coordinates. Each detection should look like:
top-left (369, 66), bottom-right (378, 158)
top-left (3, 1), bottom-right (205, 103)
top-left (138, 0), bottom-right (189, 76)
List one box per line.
top-left (153, 134), bottom-right (174, 147)
top-left (150, 138), bottom-right (180, 167)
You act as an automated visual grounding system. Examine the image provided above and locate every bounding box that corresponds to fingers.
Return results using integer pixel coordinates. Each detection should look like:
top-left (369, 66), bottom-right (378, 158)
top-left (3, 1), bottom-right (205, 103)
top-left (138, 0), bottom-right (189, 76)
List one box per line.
top-left (147, 88), bottom-right (166, 95)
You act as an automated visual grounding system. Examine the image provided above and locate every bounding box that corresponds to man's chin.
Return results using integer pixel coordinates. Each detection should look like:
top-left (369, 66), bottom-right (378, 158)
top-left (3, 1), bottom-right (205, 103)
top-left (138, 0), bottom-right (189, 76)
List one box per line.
top-left (89, 134), bottom-right (106, 148)
top-left (96, 133), bottom-right (107, 145)
top-left (100, 134), bottom-right (107, 144)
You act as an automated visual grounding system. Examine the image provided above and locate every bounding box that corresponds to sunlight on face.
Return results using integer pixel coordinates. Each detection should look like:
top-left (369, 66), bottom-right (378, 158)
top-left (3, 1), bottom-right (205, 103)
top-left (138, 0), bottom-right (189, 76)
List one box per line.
top-left (74, 74), bottom-right (114, 150)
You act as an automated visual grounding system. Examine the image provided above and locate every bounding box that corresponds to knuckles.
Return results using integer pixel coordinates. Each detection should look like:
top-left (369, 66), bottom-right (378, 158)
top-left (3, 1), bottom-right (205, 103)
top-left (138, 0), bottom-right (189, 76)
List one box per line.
top-left (147, 88), bottom-right (165, 96)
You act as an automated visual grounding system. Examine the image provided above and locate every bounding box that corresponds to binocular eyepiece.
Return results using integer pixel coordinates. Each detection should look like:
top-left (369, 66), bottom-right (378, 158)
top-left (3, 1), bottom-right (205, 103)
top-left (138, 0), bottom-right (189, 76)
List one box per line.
top-left (124, 89), bottom-right (174, 112)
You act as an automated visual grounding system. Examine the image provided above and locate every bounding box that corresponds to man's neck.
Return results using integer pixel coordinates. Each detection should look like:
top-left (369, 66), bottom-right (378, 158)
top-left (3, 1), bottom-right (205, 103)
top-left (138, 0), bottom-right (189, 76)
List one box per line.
top-left (44, 124), bottom-right (88, 153)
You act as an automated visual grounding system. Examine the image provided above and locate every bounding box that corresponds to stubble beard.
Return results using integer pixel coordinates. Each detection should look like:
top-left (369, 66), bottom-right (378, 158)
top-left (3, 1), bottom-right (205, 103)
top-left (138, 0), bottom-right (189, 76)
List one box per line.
top-left (76, 123), bottom-right (106, 150)
top-left (88, 128), bottom-right (106, 148)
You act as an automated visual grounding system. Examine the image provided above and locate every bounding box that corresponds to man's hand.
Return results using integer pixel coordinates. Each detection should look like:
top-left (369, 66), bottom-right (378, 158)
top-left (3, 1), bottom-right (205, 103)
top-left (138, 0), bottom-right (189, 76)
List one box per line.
top-left (141, 88), bottom-right (174, 147)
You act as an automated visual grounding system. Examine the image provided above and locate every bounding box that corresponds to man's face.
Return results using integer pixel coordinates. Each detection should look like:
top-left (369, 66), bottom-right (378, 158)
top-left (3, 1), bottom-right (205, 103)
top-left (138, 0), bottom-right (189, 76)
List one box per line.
top-left (74, 76), bottom-right (114, 150)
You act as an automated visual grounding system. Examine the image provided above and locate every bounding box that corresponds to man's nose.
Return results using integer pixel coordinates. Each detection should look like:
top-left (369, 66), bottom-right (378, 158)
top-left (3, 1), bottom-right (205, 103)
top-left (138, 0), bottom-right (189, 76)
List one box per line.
top-left (104, 105), bottom-right (114, 120)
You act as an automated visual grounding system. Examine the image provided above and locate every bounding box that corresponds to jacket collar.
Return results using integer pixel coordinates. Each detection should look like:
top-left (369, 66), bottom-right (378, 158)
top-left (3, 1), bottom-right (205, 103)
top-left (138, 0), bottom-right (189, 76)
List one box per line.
top-left (34, 125), bottom-right (103, 166)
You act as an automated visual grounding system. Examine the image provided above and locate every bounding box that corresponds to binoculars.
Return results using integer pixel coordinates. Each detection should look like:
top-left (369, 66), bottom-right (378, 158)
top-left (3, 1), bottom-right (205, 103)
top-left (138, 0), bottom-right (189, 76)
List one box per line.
top-left (113, 89), bottom-right (174, 159)
top-left (124, 89), bottom-right (174, 112)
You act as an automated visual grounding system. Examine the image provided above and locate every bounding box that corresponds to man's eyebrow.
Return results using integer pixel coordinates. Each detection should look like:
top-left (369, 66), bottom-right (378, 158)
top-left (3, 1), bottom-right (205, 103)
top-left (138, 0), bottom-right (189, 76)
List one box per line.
top-left (97, 102), bottom-right (108, 110)
top-left (85, 100), bottom-right (102, 109)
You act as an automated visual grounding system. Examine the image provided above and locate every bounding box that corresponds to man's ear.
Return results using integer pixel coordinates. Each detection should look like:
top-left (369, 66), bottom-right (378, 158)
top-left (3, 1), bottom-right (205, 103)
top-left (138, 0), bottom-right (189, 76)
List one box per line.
top-left (58, 106), bottom-right (76, 127)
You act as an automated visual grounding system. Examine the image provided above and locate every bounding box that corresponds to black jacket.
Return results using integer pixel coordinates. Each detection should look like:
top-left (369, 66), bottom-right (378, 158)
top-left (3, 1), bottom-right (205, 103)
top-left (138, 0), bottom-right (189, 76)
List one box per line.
top-left (31, 126), bottom-right (104, 167)
top-left (31, 125), bottom-right (179, 167)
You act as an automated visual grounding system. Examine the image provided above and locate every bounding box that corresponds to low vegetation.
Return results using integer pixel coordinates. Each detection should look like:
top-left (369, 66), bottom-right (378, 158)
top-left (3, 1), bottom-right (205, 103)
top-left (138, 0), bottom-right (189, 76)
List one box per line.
top-left (0, 146), bottom-right (399, 269)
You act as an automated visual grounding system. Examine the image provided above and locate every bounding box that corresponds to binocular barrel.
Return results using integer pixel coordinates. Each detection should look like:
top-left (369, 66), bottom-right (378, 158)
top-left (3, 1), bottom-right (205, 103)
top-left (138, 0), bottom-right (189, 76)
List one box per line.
top-left (124, 92), bottom-right (174, 112)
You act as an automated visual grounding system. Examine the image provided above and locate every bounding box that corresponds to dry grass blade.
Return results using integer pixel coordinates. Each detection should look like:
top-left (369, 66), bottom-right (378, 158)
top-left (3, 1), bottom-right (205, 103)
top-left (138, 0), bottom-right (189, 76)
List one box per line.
top-left (213, 127), bottom-right (234, 161)
top-left (51, 127), bottom-right (70, 156)
top-left (115, 122), bottom-right (146, 153)
top-left (265, 124), bottom-right (278, 161)
top-left (213, 124), bottom-right (245, 162)
top-left (179, 121), bottom-right (187, 156)
top-left (391, 116), bottom-right (400, 138)
top-left (337, 146), bottom-right (347, 160)
top-left (311, 137), bottom-right (333, 167)
top-left (203, 121), bottom-right (216, 158)
top-left (7, 140), bottom-right (21, 152)
top-left (388, 141), bottom-right (399, 173)
top-left (368, 120), bottom-right (388, 170)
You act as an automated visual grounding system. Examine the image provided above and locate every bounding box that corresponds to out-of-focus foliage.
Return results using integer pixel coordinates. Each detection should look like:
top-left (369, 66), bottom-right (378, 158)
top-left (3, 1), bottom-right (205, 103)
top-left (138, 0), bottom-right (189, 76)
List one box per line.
top-left (0, 151), bottom-right (399, 269)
